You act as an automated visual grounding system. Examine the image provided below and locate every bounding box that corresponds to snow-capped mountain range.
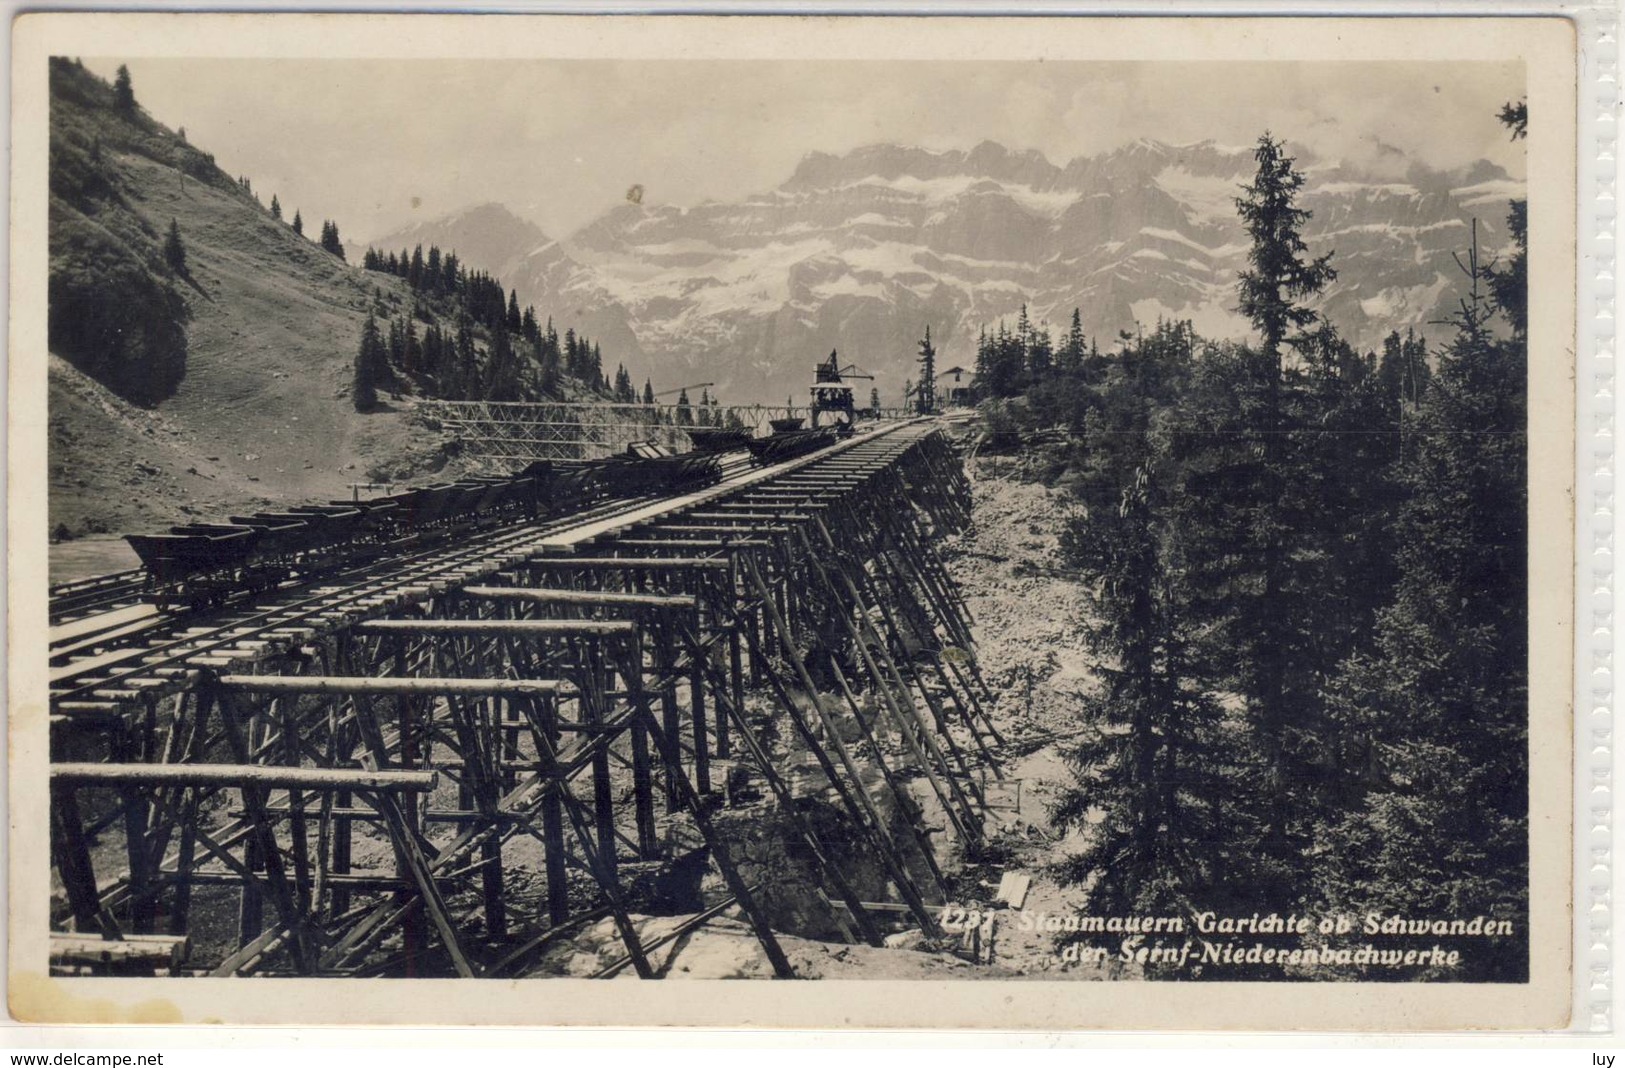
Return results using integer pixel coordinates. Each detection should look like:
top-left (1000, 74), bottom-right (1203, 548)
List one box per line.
top-left (368, 139), bottom-right (1522, 404)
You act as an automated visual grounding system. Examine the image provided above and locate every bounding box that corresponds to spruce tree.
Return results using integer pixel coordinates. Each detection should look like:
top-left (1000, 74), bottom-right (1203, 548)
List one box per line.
top-left (291, 210), bottom-right (303, 236)
top-left (642, 379), bottom-right (656, 405)
top-left (485, 325), bottom-right (520, 401)
top-left (1236, 134), bottom-right (1336, 358)
top-left (1318, 245), bottom-right (1528, 980)
top-left (113, 64), bottom-right (135, 114)
top-left (916, 325), bottom-right (937, 415)
top-left (1058, 308), bottom-right (1086, 376)
top-left (453, 315), bottom-right (477, 401)
top-left (1053, 321), bottom-right (1237, 940)
top-left (1026, 322), bottom-right (1054, 380)
top-left (354, 314), bottom-right (383, 410)
top-left (162, 218), bottom-right (187, 276)
top-left (1487, 103), bottom-right (1528, 340)
top-left (270, 195), bottom-right (282, 221)
top-left (320, 221), bottom-right (345, 260)
top-left (1225, 132), bottom-right (1336, 874)
top-left (1313, 106), bottom-right (1532, 983)
top-left (675, 388), bottom-right (693, 426)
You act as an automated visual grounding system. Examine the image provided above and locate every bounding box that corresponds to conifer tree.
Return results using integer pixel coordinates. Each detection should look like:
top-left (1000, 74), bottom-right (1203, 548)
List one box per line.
top-left (113, 64), bottom-right (135, 114)
top-left (1052, 321), bottom-right (1237, 940)
top-left (916, 325), bottom-right (937, 415)
top-left (320, 220), bottom-right (346, 261)
top-left (291, 210), bottom-right (303, 236)
top-left (403, 316), bottom-right (421, 377)
top-left (485, 325), bottom-right (520, 401)
top-left (1236, 135), bottom-right (1336, 360)
top-left (642, 379), bottom-right (656, 405)
top-left (1026, 321), bottom-right (1054, 379)
top-left (675, 387), bottom-right (693, 426)
top-left (1487, 101), bottom-right (1528, 340)
top-left (354, 314), bottom-right (384, 410)
top-left (1314, 107), bottom-right (1532, 984)
top-left (162, 218), bottom-right (187, 276)
top-left (1215, 132), bottom-right (1336, 877)
top-left (1058, 308), bottom-right (1086, 376)
top-left (270, 195), bottom-right (282, 221)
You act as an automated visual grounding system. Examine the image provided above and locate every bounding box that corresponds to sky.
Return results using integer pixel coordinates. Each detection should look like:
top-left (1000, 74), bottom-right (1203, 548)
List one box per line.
top-left (83, 58), bottom-right (1526, 247)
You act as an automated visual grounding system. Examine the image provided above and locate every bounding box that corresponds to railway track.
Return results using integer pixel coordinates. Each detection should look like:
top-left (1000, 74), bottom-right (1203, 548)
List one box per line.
top-left (47, 427), bottom-right (919, 714)
top-left (48, 452), bottom-right (754, 706)
top-left (48, 569), bottom-right (148, 626)
top-left (42, 416), bottom-right (991, 980)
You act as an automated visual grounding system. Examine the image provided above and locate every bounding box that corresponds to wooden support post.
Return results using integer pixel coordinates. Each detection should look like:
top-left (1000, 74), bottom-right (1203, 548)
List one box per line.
top-left (583, 639), bottom-right (618, 886)
top-left (725, 620), bottom-right (743, 762)
top-left (331, 787), bottom-right (352, 920)
top-left (805, 520), bottom-right (988, 829)
top-left (680, 635), bottom-right (885, 949)
top-left (481, 833), bottom-right (506, 943)
top-left (556, 789), bottom-right (653, 979)
top-left (689, 637), bottom-right (711, 795)
top-left (213, 690), bottom-right (315, 974)
top-left (50, 782), bottom-right (117, 938)
top-left (372, 793), bottom-right (478, 978)
top-left (113, 734), bottom-right (155, 935)
top-left (170, 787), bottom-right (200, 937)
top-left (739, 557), bottom-right (942, 940)
top-left (830, 660), bottom-right (949, 896)
top-left (237, 835), bottom-right (265, 946)
top-left (631, 695), bottom-right (795, 979)
top-left (537, 695), bottom-right (570, 926)
top-left (624, 657), bottom-right (660, 858)
top-left (747, 608), bottom-right (763, 688)
top-left (657, 629), bottom-right (682, 814)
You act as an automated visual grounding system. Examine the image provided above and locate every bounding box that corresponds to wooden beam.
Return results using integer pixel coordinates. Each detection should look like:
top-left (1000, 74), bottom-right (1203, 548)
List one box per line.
top-left (461, 587), bottom-right (696, 611)
top-left (525, 558), bottom-right (732, 570)
top-left (357, 620), bottom-right (635, 637)
top-left (50, 933), bottom-right (188, 969)
top-left (52, 763), bottom-right (439, 793)
top-left (218, 675), bottom-right (562, 697)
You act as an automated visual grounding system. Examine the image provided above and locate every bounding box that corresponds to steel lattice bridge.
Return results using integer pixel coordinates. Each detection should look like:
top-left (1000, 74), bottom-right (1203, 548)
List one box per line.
top-left (419, 399), bottom-right (916, 462)
top-left (44, 420), bottom-right (1004, 979)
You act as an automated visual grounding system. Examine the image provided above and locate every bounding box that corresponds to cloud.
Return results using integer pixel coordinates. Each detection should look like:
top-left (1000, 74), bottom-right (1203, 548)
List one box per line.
top-left (87, 57), bottom-right (1524, 244)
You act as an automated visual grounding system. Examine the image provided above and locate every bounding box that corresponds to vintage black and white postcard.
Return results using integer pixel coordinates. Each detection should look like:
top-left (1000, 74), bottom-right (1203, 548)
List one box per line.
top-left (7, 12), bottom-right (1580, 1030)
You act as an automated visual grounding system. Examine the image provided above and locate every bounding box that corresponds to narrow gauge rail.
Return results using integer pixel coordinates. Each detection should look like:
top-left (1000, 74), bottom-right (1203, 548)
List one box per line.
top-left (49, 569), bottom-right (148, 626)
top-left (49, 451), bottom-right (757, 708)
top-left (45, 420), bottom-right (995, 981)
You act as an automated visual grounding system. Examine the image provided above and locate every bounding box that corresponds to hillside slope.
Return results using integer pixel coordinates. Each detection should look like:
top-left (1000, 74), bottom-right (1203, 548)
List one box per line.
top-left (48, 59), bottom-right (460, 545)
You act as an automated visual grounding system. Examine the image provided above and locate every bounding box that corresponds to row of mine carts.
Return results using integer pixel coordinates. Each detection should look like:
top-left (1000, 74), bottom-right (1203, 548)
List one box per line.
top-left (694, 416), bottom-right (839, 466)
top-left (125, 422), bottom-right (837, 611)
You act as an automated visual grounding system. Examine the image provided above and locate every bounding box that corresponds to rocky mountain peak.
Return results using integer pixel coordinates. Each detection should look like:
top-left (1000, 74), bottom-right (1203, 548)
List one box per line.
top-left (372, 136), bottom-right (1524, 407)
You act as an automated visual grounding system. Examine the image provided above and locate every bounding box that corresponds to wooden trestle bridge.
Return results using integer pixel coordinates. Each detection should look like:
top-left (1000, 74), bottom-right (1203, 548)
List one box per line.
top-left (44, 420), bottom-right (1003, 979)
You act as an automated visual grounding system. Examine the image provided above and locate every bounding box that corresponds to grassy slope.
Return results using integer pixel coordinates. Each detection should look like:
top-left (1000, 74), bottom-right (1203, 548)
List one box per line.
top-left (48, 63), bottom-right (456, 547)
